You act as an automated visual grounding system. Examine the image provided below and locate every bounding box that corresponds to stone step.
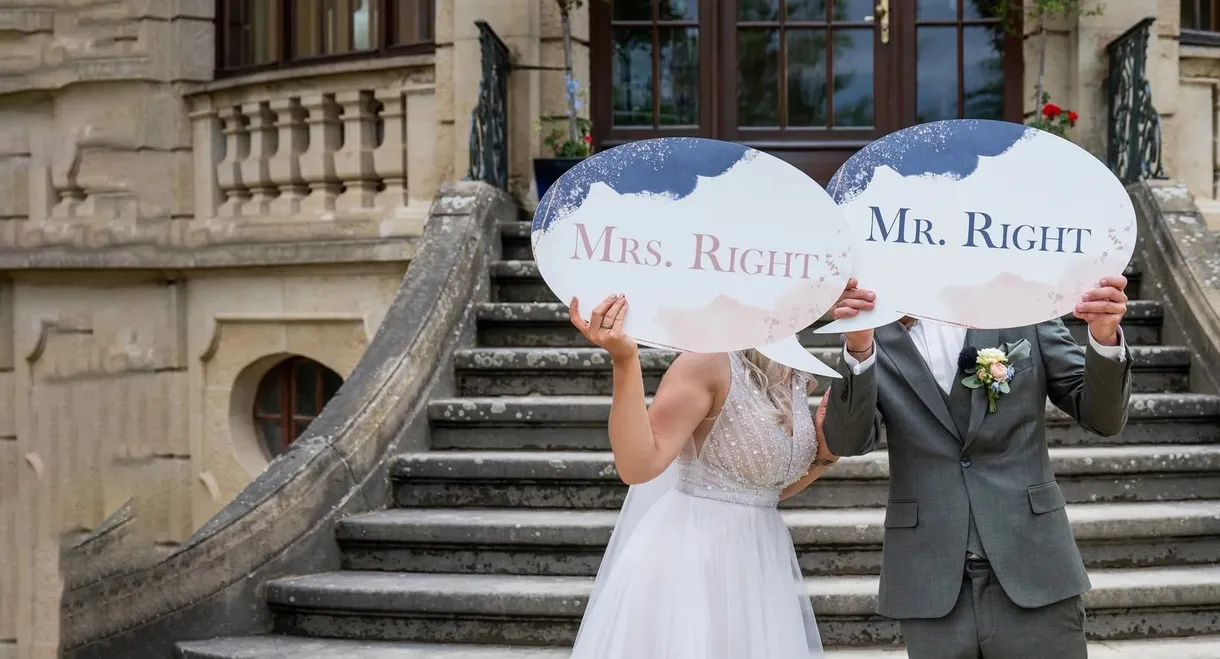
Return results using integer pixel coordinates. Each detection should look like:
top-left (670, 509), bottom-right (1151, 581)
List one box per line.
top-left (176, 634), bottom-right (1220, 658)
top-left (262, 565), bottom-right (1220, 646)
top-left (337, 501), bottom-right (1220, 576)
top-left (490, 259), bottom-right (1146, 304)
top-left (474, 300), bottom-right (1167, 348)
top-left (427, 393), bottom-right (1220, 451)
top-left (392, 445), bottom-right (1220, 510)
top-left (453, 346), bottom-right (1190, 397)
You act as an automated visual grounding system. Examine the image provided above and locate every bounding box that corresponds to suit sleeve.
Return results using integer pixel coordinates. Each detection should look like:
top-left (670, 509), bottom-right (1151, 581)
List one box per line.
top-left (1038, 318), bottom-right (1132, 437)
top-left (823, 343), bottom-right (885, 456)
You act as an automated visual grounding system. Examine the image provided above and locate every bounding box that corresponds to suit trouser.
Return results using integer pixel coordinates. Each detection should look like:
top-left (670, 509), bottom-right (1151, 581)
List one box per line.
top-left (898, 559), bottom-right (1088, 659)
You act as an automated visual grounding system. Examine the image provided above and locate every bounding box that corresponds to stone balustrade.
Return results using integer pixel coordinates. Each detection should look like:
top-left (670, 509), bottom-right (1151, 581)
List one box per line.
top-left (188, 55), bottom-right (439, 224)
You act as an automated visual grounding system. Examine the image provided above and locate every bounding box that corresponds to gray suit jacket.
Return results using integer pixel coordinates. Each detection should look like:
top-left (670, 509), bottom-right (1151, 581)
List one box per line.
top-left (823, 319), bottom-right (1132, 619)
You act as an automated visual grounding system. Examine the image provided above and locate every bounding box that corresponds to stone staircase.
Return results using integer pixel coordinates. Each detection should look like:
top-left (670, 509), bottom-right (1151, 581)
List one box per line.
top-left (179, 220), bottom-right (1220, 658)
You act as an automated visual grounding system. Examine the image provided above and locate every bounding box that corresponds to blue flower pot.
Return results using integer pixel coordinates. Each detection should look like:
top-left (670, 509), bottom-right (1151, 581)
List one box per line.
top-left (534, 157), bottom-right (585, 200)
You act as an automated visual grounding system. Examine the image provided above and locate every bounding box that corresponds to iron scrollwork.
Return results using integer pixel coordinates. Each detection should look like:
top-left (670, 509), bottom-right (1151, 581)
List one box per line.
top-left (1106, 17), bottom-right (1165, 185)
top-left (467, 20), bottom-right (512, 191)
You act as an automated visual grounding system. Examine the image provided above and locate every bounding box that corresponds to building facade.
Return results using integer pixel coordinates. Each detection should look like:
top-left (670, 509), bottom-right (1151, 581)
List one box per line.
top-left (0, 0), bottom-right (1211, 657)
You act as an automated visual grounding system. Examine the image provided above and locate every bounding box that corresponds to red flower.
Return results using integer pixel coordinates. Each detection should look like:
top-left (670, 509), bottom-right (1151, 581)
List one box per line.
top-left (1067, 110), bottom-right (1079, 127)
top-left (584, 134), bottom-right (592, 144)
top-left (1042, 103), bottom-right (1062, 118)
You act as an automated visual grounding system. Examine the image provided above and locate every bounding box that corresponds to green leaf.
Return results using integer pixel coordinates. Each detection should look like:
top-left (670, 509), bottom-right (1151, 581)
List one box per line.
top-left (962, 375), bottom-right (982, 388)
top-left (999, 382), bottom-right (1011, 394)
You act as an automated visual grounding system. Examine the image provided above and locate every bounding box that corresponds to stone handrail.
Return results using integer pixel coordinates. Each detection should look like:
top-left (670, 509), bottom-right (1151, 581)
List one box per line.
top-left (58, 181), bottom-right (515, 658)
top-left (1129, 179), bottom-right (1220, 395)
top-left (187, 54), bottom-right (440, 223)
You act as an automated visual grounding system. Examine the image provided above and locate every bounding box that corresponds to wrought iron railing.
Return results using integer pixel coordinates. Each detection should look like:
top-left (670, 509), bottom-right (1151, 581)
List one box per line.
top-left (1106, 17), bottom-right (1165, 185)
top-left (467, 20), bottom-right (511, 191)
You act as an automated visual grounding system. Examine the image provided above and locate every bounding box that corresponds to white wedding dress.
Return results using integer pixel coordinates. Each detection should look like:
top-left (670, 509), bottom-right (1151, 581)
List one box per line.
top-left (570, 352), bottom-right (825, 658)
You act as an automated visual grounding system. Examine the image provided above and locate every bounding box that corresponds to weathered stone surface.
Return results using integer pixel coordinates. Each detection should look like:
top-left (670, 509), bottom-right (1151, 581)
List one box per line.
top-left (60, 182), bottom-right (515, 659)
top-left (174, 635), bottom-right (1220, 659)
top-left (259, 565), bottom-right (1220, 645)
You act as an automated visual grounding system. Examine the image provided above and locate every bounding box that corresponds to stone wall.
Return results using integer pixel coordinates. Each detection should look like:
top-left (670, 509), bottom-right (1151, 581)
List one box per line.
top-left (436, 0), bottom-right (589, 207)
top-left (0, 3), bottom-right (444, 659)
top-left (1022, 0), bottom-right (1177, 161)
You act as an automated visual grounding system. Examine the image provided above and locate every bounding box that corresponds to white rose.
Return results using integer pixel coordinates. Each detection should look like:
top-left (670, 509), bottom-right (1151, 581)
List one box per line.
top-left (976, 348), bottom-right (1008, 366)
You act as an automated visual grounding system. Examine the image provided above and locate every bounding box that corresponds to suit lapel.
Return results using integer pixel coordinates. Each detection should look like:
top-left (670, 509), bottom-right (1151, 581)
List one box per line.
top-left (964, 328), bottom-right (1001, 448)
top-left (877, 323), bottom-right (963, 442)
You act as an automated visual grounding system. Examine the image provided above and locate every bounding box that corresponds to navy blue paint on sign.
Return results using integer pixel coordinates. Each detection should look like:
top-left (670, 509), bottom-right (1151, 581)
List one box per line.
top-left (532, 137), bottom-right (753, 235)
top-left (827, 119), bottom-right (1035, 205)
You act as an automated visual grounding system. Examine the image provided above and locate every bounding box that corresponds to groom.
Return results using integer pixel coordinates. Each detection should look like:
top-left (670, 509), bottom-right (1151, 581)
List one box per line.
top-left (822, 275), bottom-right (1132, 659)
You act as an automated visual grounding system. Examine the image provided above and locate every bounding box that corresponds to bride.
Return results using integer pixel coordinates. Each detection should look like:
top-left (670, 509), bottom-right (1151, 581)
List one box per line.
top-left (567, 293), bottom-right (839, 659)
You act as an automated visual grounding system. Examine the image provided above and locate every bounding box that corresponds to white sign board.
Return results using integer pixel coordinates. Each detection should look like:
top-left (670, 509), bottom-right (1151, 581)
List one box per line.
top-left (818, 119), bottom-right (1137, 334)
top-left (532, 137), bottom-right (853, 377)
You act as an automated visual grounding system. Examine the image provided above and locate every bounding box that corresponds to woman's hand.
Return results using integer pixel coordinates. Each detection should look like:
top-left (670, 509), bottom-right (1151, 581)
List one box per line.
top-left (570, 294), bottom-right (638, 363)
top-left (812, 390), bottom-right (839, 466)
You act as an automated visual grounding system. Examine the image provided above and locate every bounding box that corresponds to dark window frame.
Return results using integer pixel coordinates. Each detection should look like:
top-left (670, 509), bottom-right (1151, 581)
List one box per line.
top-left (215, 0), bottom-right (437, 78)
top-left (1183, 0), bottom-right (1220, 46)
top-left (253, 356), bottom-right (344, 459)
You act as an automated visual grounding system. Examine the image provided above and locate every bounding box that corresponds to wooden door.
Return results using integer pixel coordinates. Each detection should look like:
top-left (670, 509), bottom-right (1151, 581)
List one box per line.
top-left (590, 0), bottom-right (1023, 185)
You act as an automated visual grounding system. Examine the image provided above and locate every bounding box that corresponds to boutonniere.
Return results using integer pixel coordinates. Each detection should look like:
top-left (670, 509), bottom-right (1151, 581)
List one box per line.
top-left (959, 339), bottom-right (1032, 413)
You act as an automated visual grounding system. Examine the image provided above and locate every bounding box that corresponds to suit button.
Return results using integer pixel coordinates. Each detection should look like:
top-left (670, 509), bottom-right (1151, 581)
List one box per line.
top-left (840, 388), bottom-right (849, 401)
top-left (960, 459), bottom-right (972, 468)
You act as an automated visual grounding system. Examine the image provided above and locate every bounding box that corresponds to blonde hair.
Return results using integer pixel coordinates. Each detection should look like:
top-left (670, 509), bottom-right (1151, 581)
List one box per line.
top-left (738, 349), bottom-right (815, 427)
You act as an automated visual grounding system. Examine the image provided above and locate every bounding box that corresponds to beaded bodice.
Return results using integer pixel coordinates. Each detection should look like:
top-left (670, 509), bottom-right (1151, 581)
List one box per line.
top-left (674, 352), bottom-right (818, 508)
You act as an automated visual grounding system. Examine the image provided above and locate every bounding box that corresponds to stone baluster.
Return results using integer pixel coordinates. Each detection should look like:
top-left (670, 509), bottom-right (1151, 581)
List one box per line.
top-left (298, 93), bottom-right (341, 215)
top-left (373, 89), bottom-right (408, 209)
top-left (189, 104), bottom-right (222, 220)
top-left (239, 101), bottom-right (278, 216)
top-left (334, 90), bottom-right (379, 212)
top-left (215, 105), bottom-right (249, 217)
top-left (267, 97), bottom-right (308, 216)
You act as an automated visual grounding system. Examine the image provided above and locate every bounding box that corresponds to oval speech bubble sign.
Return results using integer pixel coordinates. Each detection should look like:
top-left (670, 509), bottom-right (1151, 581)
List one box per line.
top-left (531, 137), bottom-right (852, 377)
top-left (817, 119), bottom-right (1137, 334)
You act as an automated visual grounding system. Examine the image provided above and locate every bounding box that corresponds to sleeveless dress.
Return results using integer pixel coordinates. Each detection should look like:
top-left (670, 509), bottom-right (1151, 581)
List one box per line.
top-left (570, 352), bottom-right (825, 659)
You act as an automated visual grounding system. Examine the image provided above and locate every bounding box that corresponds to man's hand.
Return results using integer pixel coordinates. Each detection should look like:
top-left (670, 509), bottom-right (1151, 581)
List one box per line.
top-left (1074, 275), bottom-right (1128, 347)
top-left (833, 278), bottom-right (877, 355)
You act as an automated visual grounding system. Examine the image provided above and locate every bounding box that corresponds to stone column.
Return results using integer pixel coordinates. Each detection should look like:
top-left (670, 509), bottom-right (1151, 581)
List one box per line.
top-left (333, 90), bottom-right (380, 213)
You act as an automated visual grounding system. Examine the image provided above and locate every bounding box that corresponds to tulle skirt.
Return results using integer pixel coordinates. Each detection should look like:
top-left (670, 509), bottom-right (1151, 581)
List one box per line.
top-left (569, 487), bottom-right (824, 659)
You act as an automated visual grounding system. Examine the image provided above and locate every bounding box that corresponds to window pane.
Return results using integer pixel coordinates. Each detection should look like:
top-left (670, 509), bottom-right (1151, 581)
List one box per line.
top-left (323, 368), bottom-right (344, 400)
top-left (787, 29), bottom-right (827, 126)
top-left (393, 0), bottom-right (432, 44)
top-left (738, 29), bottom-right (779, 126)
top-left (963, 0), bottom-right (1002, 20)
top-left (256, 373), bottom-right (282, 415)
top-left (294, 0), bottom-right (323, 57)
top-left (659, 0), bottom-right (698, 21)
top-left (612, 28), bottom-right (654, 126)
top-left (1183, 0), bottom-right (1199, 30)
top-left (294, 418), bottom-right (313, 440)
top-left (294, 360), bottom-right (320, 417)
top-left (658, 27), bottom-right (699, 125)
top-left (787, 0), bottom-right (826, 20)
top-left (614, 0), bottom-right (652, 20)
top-left (916, 26), bottom-right (958, 122)
top-left (917, 0), bottom-right (958, 20)
top-left (259, 418), bottom-right (286, 457)
top-left (831, 28), bottom-right (874, 126)
top-left (223, 0), bottom-right (278, 68)
top-left (831, 0), bottom-right (873, 21)
top-left (739, 0), bottom-right (780, 21)
top-left (963, 25), bottom-right (1005, 119)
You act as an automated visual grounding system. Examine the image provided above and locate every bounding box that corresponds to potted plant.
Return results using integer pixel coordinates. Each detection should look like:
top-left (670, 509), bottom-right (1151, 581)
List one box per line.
top-left (534, 0), bottom-right (593, 199)
top-left (536, 114), bottom-right (592, 199)
top-left (997, 0), bottom-right (1103, 141)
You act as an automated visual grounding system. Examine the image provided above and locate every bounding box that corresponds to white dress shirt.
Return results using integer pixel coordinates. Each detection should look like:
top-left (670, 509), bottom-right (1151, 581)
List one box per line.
top-left (843, 319), bottom-right (1126, 381)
